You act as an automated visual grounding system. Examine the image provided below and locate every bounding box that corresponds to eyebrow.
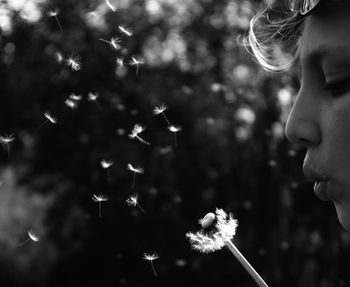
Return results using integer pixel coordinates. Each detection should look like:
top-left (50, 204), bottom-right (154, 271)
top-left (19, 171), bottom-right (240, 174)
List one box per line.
top-left (303, 45), bottom-right (350, 64)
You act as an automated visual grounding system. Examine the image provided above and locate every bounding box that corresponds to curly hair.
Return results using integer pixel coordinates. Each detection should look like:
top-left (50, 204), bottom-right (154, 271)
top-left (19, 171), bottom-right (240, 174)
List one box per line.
top-left (245, 0), bottom-right (305, 72)
top-left (245, 0), bottom-right (350, 72)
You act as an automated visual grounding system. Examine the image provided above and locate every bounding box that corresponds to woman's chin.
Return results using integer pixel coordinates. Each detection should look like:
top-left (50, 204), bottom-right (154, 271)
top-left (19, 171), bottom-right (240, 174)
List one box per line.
top-left (334, 202), bottom-right (350, 231)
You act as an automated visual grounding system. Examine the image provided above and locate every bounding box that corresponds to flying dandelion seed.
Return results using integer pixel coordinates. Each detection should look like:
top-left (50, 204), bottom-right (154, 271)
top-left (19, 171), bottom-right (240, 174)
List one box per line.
top-left (106, 0), bottom-right (118, 12)
top-left (0, 134), bottom-right (15, 158)
top-left (99, 37), bottom-right (122, 51)
top-left (65, 99), bottom-right (78, 110)
top-left (47, 8), bottom-right (63, 31)
top-left (153, 103), bottom-right (171, 125)
top-left (100, 159), bottom-right (114, 181)
top-left (69, 93), bottom-right (82, 101)
top-left (118, 25), bottom-right (132, 37)
top-left (129, 56), bottom-right (144, 76)
top-left (65, 55), bottom-right (81, 71)
top-left (143, 252), bottom-right (158, 277)
top-left (186, 209), bottom-right (268, 287)
top-left (128, 124), bottom-right (150, 145)
top-left (92, 194), bottom-right (108, 218)
top-left (18, 229), bottom-right (40, 247)
top-left (126, 194), bottom-right (145, 212)
top-left (127, 163), bottom-right (144, 190)
top-left (88, 92), bottom-right (102, 111)
top-left (168, 125), bottom-right (182, 148)
top-left (36, 111), bottom-right (57, 129)
top-left (116, 57), bottom-right (124, 67)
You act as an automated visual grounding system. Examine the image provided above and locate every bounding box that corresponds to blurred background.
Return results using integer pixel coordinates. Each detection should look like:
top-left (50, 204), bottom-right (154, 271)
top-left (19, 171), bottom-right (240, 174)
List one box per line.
top-left (0, 0), bottom-right (349, 286)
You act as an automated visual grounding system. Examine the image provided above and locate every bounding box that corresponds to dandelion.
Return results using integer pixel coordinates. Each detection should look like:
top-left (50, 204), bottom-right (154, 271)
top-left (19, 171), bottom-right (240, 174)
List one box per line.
top-left (127, 163), bottom-right (144, 190)
top-left (126, 194), bottom-right (145, 212)
top-left (65, 99), bottom-right (78, 109)
top-left (153, 104), bottom-right (170, 125)
top-left (18, 229), bottom-right (40, 247)
top-left (143, 252), bottom-right (159, 277)
top-left (168, 125), bottom-right (182, 148)
top-left (129, 56), bottom-right (144, 75)
top-left (99, 37), bottom-right (122, 51)
top-left (186, 208), bottom-right (268, 287)
top-left (100, 159), bottom-right (114, 181)
top-left (106, 0), bottom-right (118, 12)
top-left (118, 25), bottom-right (132, 37)
top-left (36, 111), bottom-right (57, 129)
top-left (0, 134), bottom-right (15, 158)
top-left (65, 55), bottom-right (81, 71)
top-left (92, 194), bottom-right (108, 218)
top-left (88, 92), bottom-right (102, 111)
top-left (47, 8), bottom-right (63, 31)
top-left (69, 93), bottom-right (82, 101)
top-left (128, 124), bottom-right (150, 145)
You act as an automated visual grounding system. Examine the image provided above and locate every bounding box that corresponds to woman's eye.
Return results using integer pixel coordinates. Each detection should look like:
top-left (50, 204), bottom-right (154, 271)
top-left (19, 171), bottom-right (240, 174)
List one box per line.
top-left (323, 79), bottom-right (350, 97)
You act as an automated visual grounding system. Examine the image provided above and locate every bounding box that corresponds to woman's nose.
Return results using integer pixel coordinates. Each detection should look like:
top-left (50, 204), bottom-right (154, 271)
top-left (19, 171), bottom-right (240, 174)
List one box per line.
top-left (285, 91), bottom-right (321, 148)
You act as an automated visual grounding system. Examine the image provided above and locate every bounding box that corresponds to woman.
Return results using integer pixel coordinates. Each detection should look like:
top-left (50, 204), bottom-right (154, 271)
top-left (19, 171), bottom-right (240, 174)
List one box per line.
top-left (247, 0), bottom-right (350, 231)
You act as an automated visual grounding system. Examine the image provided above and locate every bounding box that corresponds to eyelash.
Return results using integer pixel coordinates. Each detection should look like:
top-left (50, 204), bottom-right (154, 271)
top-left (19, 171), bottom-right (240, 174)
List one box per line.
top-left (323, 79), bottom-right (350, 97)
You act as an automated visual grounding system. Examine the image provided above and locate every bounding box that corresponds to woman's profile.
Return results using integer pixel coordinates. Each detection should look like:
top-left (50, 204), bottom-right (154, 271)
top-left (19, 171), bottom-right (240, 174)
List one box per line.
top-left (247, 0), bottom-right (350, 230)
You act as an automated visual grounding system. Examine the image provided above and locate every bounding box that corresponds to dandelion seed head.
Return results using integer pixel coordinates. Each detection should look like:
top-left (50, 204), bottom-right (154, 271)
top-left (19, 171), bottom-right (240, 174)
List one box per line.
top-left (0, 134), bottom-right (15, 143)
top-left (126, 194), bottom-right (138, 207)
top-left (69, 93), bottom-right (82, 101)
top-left (64, 99), bottom-right (78, 109)
top-left (110, 37), bottom-right (122, 50)
top-left (118, 25), bottom-right (132, 37)
top-left (92, 194), bottom-right (109, 202)
top-left (168, 125), bottom-right (182, 133)
top-left (47, 8), bottom-right (59, 17)
top-left (127, 163), bottom-right (144, 174)
top-left (128, 124), bottom-right (145, 138)
top-left (65, 55), bottom-right (81, 71)
top-left (186, 208), bottom-right (238, 253)
top-left (44, 112), bottom-right (57, 124)
top-left (153, 104), bottom-right (167, 115)
top-left (143, 252), bottom-right (159, 261)
top-left (28, 229), bottom-right (40, 242)
top-left (88, 92), bottom-right (98, 101)
top-left (129, 56), bottom-right (144, 66)
top-left (100, 159), bottom-right (114, 169)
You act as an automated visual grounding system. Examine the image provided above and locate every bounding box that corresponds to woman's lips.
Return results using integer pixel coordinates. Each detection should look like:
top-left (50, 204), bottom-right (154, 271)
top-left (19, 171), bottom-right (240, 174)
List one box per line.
top-left (313, 180), bottom-right (331, 201)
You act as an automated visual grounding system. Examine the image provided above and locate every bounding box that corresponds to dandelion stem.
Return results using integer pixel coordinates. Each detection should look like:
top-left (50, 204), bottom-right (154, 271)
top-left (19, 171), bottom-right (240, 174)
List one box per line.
top-left (136, 135), bottom-right (150, 145)
top-left (99, 202), bottom-right (102, 218)
top-left (95, 101), bottom-right (102, 111)
top-left (17, 238), bottom-right (30, 247)
top-left (107, 168), bottom-right (111, 182)
top-left (150, 261), bottom-right (157, 277)
top-left (161, 113), bottom-right (170, 125)
top-left (6, 144), bottom-right (10, 159)
top-left (225, 240), bottom-right (268, 287)
top-left (132, 173), bottom-right (136, 190)
top-left (36, 120), bottom-right (48, 130)
top-left (55, 16), bottom-right (63, 32)
top-left (137, 203), bottom-right (146, 213)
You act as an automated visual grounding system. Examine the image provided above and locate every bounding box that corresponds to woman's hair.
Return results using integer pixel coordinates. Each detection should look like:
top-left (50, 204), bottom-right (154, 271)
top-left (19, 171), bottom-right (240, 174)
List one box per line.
top-left (245, 0), bottom-right (305, 72)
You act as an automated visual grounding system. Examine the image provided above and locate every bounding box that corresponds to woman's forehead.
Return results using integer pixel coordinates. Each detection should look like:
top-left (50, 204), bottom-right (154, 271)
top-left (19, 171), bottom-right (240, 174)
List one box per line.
top-left (300, 7), bottom-right (350, 64)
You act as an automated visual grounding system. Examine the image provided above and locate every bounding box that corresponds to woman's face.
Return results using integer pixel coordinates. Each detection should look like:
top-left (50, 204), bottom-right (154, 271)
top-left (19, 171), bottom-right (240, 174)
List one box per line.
top-left (285, 6), bottom-right (350, 230)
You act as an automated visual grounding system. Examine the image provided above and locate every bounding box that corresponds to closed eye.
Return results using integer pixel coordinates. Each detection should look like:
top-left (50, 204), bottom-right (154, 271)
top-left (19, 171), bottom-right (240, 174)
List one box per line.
top-left (323, 78), bottom-right (350, 97)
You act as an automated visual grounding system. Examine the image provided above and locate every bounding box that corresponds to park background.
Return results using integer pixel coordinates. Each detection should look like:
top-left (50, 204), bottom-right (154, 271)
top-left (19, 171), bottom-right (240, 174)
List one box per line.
top-left (0, 0), bottom-right (349, 286)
